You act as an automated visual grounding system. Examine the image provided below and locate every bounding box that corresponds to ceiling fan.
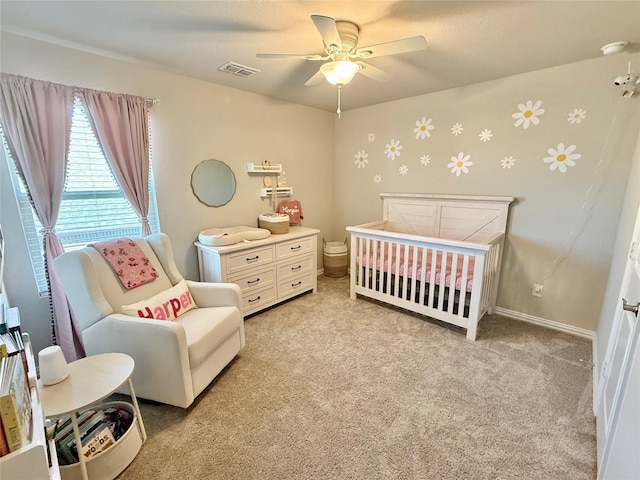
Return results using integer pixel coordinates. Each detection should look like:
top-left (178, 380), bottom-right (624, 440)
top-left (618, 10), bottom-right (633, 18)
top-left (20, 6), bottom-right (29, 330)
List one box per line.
top-left (257, 15), bottom-right (427, 116)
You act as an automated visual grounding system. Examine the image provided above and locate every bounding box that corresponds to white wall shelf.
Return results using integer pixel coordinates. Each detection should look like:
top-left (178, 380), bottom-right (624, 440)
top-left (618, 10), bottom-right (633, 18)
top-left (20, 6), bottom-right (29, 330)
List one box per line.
top-left (259, 187), bottom-right (293, 198)
top-left (246, 163), bottom-right (282, 174)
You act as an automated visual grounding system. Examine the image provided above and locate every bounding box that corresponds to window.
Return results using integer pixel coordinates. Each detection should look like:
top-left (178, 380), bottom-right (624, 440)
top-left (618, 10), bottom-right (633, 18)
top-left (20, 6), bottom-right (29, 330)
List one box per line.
top-left (2, 98), bottom-right (161, 296)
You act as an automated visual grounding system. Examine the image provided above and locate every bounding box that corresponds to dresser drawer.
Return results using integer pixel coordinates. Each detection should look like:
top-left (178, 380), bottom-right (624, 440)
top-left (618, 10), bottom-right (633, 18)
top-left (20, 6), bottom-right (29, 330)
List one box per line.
top-left (277, 255), bottom-right (314, 280)
top-left (229, 266), bottom-right (275, 293)
top-left (276, 236), bottom-right (314, 260)
top-left (243, 285), bottom-right (277, 314)
top-left (226, 246), bottom-right (274, 275)
top-left (278, 271), bottom-right (314, 298)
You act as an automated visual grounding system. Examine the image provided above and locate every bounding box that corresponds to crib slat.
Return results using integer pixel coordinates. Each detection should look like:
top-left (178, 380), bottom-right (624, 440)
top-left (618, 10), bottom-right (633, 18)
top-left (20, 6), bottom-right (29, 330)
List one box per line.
top-left (401, 244), bottom-right (410, 299)
top-left (419, 247), bottom-right (428, 305)
top-left (359, 236), bottom-right (365, 288)
top-left (372, 239), bottom-right (379, 292)
top-left (393, 242), bottom-right (401, 297)
top-left (386, 241), bottom-right (393, 294)
top-left (437, 249), bottom-right (447, 311)
top-left (428, 248), bottom-right (437, 308)
top-left (448, 252), bottom-right (458, 314)
top-left (459, 254), bottom-right (470, 318)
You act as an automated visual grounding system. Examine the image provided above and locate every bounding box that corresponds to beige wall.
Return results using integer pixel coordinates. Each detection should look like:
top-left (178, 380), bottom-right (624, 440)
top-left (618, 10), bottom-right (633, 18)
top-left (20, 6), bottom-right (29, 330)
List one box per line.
top-left (334, 52), bottom-right (640, 333)
top-left (0, 33), bottom-right (335, 353)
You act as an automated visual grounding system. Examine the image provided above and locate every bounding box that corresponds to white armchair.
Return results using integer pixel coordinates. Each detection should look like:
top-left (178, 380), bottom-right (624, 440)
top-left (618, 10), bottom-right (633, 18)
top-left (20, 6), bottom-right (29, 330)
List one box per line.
top-left (53, 233), bottom-right (245, 408)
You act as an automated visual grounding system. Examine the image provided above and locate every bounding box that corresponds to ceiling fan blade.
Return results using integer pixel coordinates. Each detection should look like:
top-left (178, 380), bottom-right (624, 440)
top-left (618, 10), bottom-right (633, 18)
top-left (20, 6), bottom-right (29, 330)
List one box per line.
top-left (355, 36), bottom-right (427, 58)
top-left (355, 62), bottom-right (392, 82)
top-left (257, 53), bottom-right (326, 61)
top-left (304, 70), bottom-right (325, 86)
top-left (311, 14), bottom-right (342, 51)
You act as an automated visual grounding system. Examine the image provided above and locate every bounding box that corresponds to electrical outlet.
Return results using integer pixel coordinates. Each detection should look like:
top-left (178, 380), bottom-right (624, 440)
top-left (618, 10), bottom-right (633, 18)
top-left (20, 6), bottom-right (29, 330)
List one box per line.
top-left (532, 283), bottom-right (544, 297)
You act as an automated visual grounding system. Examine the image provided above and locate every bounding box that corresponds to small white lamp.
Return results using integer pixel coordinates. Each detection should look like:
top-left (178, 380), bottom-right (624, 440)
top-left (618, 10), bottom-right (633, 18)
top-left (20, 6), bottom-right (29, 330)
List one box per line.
top-left (38, 345), bottom-right (69, 385)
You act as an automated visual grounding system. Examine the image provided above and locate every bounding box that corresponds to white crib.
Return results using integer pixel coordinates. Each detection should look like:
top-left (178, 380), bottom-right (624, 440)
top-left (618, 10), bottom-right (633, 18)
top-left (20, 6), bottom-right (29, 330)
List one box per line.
top-left (346, 194), bottom-right (514, 340)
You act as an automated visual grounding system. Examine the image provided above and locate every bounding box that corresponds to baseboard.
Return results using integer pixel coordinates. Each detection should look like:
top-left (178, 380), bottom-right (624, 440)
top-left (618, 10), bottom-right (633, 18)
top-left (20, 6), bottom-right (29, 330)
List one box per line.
top-left (493, 306), bottom-right (596, 340)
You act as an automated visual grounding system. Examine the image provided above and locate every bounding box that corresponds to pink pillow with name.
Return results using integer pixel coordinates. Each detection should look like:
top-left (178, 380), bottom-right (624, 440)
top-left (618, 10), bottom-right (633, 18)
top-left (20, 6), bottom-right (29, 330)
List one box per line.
top-left (121, 280), bottom-right (197, 320)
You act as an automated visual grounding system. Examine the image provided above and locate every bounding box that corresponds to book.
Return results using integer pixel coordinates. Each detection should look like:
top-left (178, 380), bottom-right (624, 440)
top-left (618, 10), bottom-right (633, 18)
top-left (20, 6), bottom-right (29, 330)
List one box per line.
top-left (0, 414), bottom-right (9, 456)
top-left (0, 333), bottom-right (19, 357)
top-left (0, 354), bottom-right (32, 453)
top-left (0, 332), bottom-right (28, 381)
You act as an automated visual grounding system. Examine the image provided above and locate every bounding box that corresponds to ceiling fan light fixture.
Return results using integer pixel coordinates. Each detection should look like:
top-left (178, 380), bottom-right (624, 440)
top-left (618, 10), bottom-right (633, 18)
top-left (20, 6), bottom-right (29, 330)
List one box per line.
top-left (320, 60), bottom-right (359, 85)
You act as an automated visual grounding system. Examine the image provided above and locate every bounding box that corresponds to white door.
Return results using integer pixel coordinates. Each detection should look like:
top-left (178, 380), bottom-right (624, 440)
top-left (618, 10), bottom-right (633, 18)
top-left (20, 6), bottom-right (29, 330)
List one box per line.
top-left (596, 207), bottom-right (640, 480)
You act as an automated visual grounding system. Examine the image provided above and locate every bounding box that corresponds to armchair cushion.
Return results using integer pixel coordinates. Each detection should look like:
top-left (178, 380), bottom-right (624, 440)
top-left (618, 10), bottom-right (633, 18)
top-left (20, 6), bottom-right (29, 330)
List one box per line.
top-left (121, 279), bottom-right (197, 320)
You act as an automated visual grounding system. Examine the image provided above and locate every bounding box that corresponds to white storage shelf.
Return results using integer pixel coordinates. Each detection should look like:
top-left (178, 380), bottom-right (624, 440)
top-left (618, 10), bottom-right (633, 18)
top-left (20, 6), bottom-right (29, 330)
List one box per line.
top-left (246, 163), bottom-right (283, 174)
top-left (0, 334), bottom-right (61, 480)
top-left (259, 187), bottom-right (293, 198)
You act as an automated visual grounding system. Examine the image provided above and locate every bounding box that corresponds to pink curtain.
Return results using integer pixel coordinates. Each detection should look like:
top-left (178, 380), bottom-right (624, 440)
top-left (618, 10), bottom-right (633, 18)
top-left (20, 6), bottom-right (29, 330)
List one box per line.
top-left (0, 73), bottom-right (85, 361)
top-left (79, 91), bottom-right (152, 236)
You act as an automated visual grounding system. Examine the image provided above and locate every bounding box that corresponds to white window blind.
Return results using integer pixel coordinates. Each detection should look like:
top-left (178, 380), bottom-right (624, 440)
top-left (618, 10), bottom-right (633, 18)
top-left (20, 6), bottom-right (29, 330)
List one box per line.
top-left (2, 98), bottom-right (161, 296)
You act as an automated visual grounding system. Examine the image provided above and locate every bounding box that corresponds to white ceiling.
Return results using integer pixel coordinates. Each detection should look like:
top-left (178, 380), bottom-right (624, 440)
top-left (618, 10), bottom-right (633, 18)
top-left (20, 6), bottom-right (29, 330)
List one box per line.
top-left (1, 1), bottom-right (639, 113)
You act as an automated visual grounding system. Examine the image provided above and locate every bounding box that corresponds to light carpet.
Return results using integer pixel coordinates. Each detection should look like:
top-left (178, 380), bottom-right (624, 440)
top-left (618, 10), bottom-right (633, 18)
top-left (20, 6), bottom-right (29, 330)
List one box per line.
top-left (117, 275), bottom-right (595, 480)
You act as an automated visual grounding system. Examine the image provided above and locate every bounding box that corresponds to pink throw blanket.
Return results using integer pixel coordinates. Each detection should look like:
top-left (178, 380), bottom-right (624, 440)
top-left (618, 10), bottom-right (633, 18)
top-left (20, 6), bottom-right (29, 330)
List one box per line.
top-left (92, 238), bottom-right (159, 290)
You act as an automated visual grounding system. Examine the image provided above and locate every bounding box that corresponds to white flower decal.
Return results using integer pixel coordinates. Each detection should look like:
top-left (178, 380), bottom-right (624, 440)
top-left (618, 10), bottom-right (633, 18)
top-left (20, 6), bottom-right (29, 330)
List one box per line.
top-left (354, 150), bottom-right (368, 168)
top-left (501, 156), bottom-right (516, 169)
top-left (543, 143), bottom-right (581, 173)
top-left (512, 100), bottom-right (545, 129)
top-left (368, 132), bottom-right (376, 142)
top-left (447, 152), bottom-right (473, 177)
top-left (479, 129), bottom-right (493, 142)
top-left (384, 139), bottom-right (403, 160)
top-left (420, 154), bottom-right (431, 166)
top-left (399, 164), bottom-right (409, 175)
top-left (413, 117), bottom-right (435, 139)
top-left (567, 108), bottom-right (587, 124)
top-left (373, 174), bottom-right (382, 184)
top-left (451, 123), bottom-right (464, 136)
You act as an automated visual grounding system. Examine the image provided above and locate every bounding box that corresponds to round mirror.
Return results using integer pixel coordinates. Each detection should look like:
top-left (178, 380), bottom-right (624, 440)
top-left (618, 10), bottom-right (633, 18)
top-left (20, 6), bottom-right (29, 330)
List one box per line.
top-left (191, 159), bottom-right (236, 207)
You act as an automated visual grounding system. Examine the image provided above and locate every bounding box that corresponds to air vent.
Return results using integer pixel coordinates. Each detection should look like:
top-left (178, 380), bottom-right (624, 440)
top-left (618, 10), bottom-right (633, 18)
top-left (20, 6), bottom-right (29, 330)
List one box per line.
top-left (218, 62), bottom-right (261, 77)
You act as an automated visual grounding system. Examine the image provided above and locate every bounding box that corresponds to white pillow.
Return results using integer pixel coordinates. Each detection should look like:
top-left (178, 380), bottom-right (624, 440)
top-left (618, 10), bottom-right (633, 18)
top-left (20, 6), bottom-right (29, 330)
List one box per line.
top-left (121, 280), bottom-right (197, 320)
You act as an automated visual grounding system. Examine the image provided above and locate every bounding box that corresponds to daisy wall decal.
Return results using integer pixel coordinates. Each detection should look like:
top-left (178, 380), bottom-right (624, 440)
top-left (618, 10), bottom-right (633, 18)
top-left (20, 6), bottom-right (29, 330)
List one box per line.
top-left (399, 164), bottom-right (409, 175)
top-left (543, 143), bottom-right (581, 173)
top-left (413, 116), bottom-right (435, 139)
top-left (512, 100), bottom-right (545, 129)
top-left (384, 139), bottom-right (403, 160)
top-left (373, 174), bottom-right (382, 184)
top-left (368, 132), bottom-right (376, 142)
top-left (420, 154), bottom-right (431, 165)
top-left (354, 150), bottom-right (369, 168)
top-left (567, 108), bottom-right (587, 124)
top-left (479, 129), bottom-right (493, 142)
top-left (451, 123), bottom-right (464, 136)
top-left (501, 156), bottom-right (516, 169)
top-left (447, 152), bottom-right (473, 177)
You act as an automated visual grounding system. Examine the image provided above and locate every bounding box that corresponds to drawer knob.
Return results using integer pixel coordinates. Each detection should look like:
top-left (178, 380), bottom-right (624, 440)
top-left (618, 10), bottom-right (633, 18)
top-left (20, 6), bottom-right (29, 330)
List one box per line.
top-left (247, 278), bottom-right (260, 285)
top-left (248, 295), bottom-right (261, 303)
top-left (291, 265), bottom-right (302, 271)
top-left (290, 245), bottom-right (301, 251)
top-left (246, 255), bottom-right (259, 262)
top-left (291, 281), bottom-right (302, 287)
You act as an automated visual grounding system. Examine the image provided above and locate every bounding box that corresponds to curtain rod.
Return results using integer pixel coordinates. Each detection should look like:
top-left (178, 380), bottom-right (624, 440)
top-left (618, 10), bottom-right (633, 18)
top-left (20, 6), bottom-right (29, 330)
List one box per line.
top-left (0, 73), bottom-right (160, 107)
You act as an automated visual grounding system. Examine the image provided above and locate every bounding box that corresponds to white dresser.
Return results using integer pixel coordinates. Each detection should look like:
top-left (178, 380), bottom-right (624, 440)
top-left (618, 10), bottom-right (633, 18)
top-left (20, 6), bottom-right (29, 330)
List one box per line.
top-left (195, 227), bottom-right (319, 316)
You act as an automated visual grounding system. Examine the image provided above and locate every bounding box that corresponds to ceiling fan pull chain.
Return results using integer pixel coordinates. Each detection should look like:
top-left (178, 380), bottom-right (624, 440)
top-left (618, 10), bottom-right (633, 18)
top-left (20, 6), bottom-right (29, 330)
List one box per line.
top-left (337, 86), bottom-right (342, 119)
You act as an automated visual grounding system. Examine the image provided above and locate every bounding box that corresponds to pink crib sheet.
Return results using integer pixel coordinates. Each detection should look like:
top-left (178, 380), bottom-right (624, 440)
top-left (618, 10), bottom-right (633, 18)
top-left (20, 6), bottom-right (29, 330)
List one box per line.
top-left (356, 247), bottom-right (476, 292)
